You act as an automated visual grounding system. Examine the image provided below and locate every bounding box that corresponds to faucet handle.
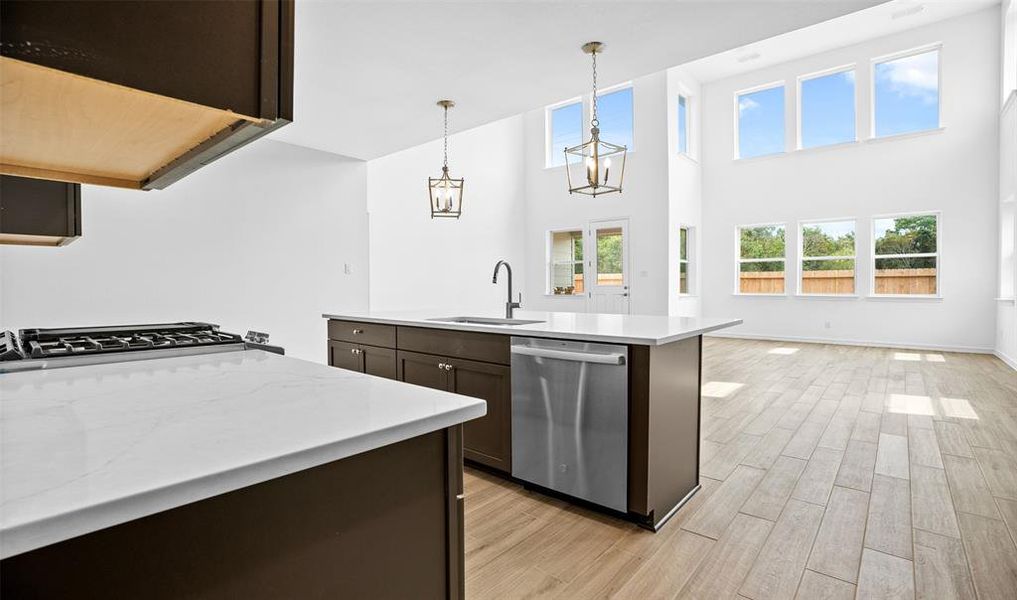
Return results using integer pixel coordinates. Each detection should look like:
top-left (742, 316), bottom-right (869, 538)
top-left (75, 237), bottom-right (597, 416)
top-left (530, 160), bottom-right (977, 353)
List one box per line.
top-left (517, 292), bottom-right (523, 304)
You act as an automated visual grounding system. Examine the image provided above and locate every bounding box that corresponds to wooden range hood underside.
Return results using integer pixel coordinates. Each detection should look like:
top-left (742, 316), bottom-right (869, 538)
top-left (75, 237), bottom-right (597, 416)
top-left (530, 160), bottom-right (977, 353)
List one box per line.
top-left (0, 57), bottom-right (267, 190)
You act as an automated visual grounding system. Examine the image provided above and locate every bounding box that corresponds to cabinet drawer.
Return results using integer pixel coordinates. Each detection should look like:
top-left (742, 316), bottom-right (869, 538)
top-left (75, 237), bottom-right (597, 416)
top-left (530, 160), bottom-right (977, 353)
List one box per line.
top-left (398, 326), bottom-right (509, 365)
top-left (328, 319), bottom-right (396, 348)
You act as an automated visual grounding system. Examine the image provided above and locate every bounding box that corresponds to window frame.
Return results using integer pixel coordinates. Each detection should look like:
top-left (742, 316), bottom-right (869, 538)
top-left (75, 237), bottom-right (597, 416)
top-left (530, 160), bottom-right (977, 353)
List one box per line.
top-left (592, 82), bottom-right (635, 153)
top-left (797, 218), bottom-right (858, 297)
top-left (735, 222), bottom-right (787, 296)
top-left (869, 44), bottom-right (943, 140)
top-left (870, 211), bottom-right (941, 298)
top-left (544, 96), bottom-right (583, 169)
top-left (796, 64), bottom-right (858, 151)
top-left (733, 80), bottom-right (787, 160)
top-left (678, 225), bottom-right (694, 295)
top-left (546, 227), bottom-right (585, 296)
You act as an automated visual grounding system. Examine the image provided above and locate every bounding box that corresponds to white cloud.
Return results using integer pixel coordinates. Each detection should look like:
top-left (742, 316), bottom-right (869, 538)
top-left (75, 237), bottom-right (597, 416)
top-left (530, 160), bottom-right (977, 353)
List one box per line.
top-left (738, 96), bottom-right (760, 115)
top-left (842, 70), bottom-right (856, 85)
top-left (877, 51), bottom-right (938, 105)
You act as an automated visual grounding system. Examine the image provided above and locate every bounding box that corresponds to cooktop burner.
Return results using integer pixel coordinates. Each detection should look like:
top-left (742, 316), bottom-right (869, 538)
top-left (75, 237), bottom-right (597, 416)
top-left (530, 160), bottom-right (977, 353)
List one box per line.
top-left (19, 322), bottom-right (244, 359)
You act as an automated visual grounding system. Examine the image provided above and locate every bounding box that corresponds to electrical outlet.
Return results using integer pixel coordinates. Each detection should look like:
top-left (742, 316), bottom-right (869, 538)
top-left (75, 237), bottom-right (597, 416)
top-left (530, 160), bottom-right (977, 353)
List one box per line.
top-left (824, 321), bottom-right (831, 329)
top-left (343, 263), bottom-right (352, 275)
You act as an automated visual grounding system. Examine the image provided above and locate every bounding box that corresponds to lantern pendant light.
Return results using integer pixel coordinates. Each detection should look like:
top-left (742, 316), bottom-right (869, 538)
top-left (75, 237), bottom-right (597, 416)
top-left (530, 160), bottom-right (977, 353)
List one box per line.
top-left (428, 100), bottom-right (464, 219)
top-left (565, 42), bottom-right (627, 197)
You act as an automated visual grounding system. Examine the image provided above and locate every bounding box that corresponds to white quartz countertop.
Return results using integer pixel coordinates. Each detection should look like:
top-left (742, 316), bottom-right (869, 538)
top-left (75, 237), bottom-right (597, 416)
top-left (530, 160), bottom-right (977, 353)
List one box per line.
top-left (322, 309), bottom-right (742, 346)
top-left (0, 349), bottom-right (486, 559)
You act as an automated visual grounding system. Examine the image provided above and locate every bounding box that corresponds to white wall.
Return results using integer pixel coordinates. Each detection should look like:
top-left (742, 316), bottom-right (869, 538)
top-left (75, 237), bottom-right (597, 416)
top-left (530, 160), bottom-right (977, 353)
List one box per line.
top-left (700, 9), bottom-right (1001, 352)
top-left (367, 115), bottom-right (527, 313)
top-left (522, 71), bottom-right (671, 316)
top-left (0, 140), bottom-right (369, 363)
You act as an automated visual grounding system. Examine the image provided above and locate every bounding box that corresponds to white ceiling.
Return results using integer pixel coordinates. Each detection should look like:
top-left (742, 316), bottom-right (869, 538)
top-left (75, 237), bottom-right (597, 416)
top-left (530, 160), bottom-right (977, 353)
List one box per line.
top-left (682, 0), bottom-right (999, 82)
top-left (270, 0), bottom-right (891, 160)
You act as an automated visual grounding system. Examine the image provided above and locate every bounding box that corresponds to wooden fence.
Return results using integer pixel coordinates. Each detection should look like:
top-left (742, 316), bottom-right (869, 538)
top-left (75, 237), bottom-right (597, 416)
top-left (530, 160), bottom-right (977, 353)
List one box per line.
top-left (739, 269), bottom-right (937, 295)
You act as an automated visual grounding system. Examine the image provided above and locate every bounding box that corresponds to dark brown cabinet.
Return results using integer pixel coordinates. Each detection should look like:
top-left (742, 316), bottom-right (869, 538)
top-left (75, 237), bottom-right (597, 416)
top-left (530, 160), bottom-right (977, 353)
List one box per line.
top-left (328, 340), bottom-right (397, 381)
top-left (0, 175), bottom-right (81, 246)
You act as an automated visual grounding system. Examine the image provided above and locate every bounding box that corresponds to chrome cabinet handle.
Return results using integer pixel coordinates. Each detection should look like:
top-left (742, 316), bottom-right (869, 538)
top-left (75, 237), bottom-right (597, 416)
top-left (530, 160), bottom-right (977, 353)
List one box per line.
top-left (350, 348), bottom-right (362, 355)
top-left (352, 329), bottom-right (364, 335)
top-left (445, 364), bottom-right (453, 371)
top-left (438, 362), bottom-right (446, 369)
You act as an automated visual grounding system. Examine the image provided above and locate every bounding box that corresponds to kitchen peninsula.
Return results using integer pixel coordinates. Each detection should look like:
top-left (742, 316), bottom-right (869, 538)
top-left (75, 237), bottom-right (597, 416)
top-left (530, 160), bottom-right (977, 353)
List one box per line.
top-left (0, 349), bottom-right (485, 599)
top-left (323, 309), bottom-right (741, 529)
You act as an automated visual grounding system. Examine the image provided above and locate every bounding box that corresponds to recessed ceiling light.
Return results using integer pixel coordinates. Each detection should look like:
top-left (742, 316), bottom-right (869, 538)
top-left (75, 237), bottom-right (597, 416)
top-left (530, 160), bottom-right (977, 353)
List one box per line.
top-left (891, 4), bottom-right (924, 20)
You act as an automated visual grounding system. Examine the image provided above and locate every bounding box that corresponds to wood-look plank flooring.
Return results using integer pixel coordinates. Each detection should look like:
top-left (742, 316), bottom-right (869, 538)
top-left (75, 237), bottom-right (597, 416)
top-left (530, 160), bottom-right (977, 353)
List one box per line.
top-left (463, 337), bottom-right (1017, 599)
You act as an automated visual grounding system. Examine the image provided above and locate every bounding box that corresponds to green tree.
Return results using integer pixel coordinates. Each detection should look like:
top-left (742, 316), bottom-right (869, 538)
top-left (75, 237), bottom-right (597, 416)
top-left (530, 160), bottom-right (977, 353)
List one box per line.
top-left (802, 225), bottom-right (855, 270)
top-left (597, 232), bottom-right (623, 274)
top-left (875, 216), bottom-right (937, 268)
top-left (740, 226), bottom-right (785, 272)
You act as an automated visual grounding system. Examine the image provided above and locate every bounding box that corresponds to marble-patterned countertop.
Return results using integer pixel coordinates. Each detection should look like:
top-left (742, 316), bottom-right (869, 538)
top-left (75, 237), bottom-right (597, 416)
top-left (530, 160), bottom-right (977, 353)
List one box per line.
top-left (323, 309), bottom-right (742, 346)
top-left (0, 349), bottom-right (486, 559)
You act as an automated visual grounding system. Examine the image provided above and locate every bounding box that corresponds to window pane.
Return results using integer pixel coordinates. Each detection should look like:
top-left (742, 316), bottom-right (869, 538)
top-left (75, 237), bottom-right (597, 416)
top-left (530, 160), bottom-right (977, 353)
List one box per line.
top-left (550, 231), bottom-right (583, 295)
top-left (874, 215), bottom-right (937, 255)
top-left (551, 230), bottom-right (581, 262)
top-left (875, 257), bottom-right (937, 295)
top-left (801, 70), bottom-right (855, 148)
top-left (596, 227), bottom-right (624, 286)
top-left (680, 261), bottom-right (689, 294)
top-left (738, 86), bottom-right (785, 158)
top-left (549, 102), bottom-right (582, 167)
top-left (802, 221), bottom-right (855, 257)
top-left (874, 50), bottom-right (939, 137)
top-left (677, 95), bottom-right (688, 154)
top-left (802, 259), bottom-right (855, 294)
top-left (599, 87), bottom-right (634, 150)
top-left (739, 261), bottom-right (785, 294)
top-left (680, 227), bottom-right (688, 260)
top-left (551, 263), bottom-right (578, 294)
top-left (739, 225), bottom-right (785, 259)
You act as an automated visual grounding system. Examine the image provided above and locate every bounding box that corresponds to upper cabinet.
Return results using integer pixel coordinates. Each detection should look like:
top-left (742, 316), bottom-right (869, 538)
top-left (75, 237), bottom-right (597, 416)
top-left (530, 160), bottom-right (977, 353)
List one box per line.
top-left (0, 0), bottom-right (294, 190)
top-left (0, 175), bottom-right (81, 246)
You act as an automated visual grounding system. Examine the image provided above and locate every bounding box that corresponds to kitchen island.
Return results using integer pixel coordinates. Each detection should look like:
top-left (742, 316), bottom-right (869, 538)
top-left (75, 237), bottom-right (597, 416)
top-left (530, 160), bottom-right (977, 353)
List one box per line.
top-left (0, 349), bottom-right (485, 599)
top-left (322, 309), bottom-right (741, 530)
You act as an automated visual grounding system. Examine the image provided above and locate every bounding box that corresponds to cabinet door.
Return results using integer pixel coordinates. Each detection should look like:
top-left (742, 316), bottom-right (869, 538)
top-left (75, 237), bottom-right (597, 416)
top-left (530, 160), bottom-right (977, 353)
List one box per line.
top-left (362, 345), bottom-right (397, 380)
top-left (448, 357), bottom-right (512, 472)
top-left (328, 340), bottom-right (363, 373)
top-left (397, 350), bottom-right (450, 391)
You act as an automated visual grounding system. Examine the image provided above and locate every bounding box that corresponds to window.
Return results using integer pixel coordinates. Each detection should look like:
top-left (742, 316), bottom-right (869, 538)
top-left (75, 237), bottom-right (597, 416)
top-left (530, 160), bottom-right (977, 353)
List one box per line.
top-left (548, 230), bottom-right (584, 295)
top-left (799, 69), bottom-right (856, 149)
top-left (595, 226), bottom-right (625, 287)
top-left (547, 100), bottom-right (582, 167)
top-left (679, 226), bottom-right (691, 294)
top-left (737, 84), bottom-right (785, 159)
top-left (873, 48), bottom-right (940, 137)
top-left (598, 86), bottom-right (634, 151)
top-left (872, 213), bottom-right (939, 296)
top-left (800, 220), bottom-right (856, 295)
top-left (737, 225), bottom-right (786, 294)
top-left (677, 95), bottom-right (689, 154)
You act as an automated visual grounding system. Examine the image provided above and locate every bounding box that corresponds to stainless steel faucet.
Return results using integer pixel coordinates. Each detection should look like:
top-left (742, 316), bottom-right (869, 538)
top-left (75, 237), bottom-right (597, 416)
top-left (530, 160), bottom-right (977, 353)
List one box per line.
top-left (492, 260), bottom-right (521, 318)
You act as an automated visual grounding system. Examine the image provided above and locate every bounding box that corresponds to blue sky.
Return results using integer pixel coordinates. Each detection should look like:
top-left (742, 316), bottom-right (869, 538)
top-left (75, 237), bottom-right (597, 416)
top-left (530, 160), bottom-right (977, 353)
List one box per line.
top-left (874, 50), bottom-right (939, 137)
top-left (677, 96), bottom-right (688, 153)
top-left (738, 86), bottom-right (785, 158)
top-left (550, 102), bottom-right (582, 166)
top-left (801, 71), bottom-right (855, 148)
top-left (598, 87), bottom-right (634, 150)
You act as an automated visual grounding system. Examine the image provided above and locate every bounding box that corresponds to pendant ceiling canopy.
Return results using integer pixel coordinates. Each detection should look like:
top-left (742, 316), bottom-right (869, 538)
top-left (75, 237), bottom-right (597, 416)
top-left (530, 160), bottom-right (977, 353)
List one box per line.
top-left (565, 41), bottom-right (627, 197)
top-left (428, 99), bottom-right (464, 219)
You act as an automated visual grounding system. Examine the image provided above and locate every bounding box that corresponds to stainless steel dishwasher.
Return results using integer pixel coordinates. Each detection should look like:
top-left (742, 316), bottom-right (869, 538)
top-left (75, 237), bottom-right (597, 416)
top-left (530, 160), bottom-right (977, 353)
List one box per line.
top-left (510, 336), bottom-right (628, 512)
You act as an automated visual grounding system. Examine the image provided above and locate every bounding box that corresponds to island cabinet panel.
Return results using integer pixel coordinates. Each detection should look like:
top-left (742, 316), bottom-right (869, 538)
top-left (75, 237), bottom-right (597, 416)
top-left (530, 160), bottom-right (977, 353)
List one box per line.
top-left (448, 357), bottom-right (512, 472)
top-left (1, 427), bottom-right (465, 600)
top-left (328, 319), bottom-right (396, 348)
top-left (398, 326), bottom-right (510, 365)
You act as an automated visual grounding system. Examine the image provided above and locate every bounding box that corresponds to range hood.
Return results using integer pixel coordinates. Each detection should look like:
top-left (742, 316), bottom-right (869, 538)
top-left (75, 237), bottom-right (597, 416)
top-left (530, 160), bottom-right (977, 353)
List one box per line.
top-left (0, 0), bottom-right (293, 191)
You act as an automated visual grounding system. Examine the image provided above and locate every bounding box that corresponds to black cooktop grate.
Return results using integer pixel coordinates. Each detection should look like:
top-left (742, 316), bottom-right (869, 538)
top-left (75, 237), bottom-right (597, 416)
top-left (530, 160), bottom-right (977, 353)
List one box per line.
top-left (19, 322), bottom-right (243, 359)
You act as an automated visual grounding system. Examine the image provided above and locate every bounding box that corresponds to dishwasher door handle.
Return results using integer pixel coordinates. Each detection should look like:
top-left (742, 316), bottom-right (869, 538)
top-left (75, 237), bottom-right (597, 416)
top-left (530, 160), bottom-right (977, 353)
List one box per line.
top-left (510, 345), bottom-right (626, 365)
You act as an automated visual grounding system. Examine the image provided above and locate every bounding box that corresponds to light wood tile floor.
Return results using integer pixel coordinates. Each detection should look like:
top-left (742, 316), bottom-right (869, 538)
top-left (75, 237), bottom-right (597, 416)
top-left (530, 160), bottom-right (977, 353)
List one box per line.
top-left (463, 337), bottom-right (1017, 599)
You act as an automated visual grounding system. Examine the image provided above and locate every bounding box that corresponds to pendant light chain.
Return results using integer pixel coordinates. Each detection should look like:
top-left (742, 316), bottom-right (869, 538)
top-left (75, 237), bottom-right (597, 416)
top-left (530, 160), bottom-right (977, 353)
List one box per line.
top-left (442, 104), bottom-right (449, 169)
top-left (590, 49), bottom-right (599, 128)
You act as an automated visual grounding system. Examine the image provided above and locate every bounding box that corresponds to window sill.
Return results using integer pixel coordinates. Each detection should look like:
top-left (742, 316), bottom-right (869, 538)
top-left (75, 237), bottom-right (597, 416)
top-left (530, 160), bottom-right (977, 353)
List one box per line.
top-left (864, 126), bottom-right (945, 145)
top-left (867, 294), bottom-right (943, 301)
top-left (794, 139), bottom-right (859, 154)
top-left (733, 151), bottom-right (787, 163)
top-left (731, 292), bottom-right (787, 297)
top-left (677, 293), bottom-right (700, 298)
top-left (795, 293), bottom-right (860, 299)
top-left (544, 294), bottom-right (585, 298)
top-left (996, 297), bottom-right (1016, 305)
top-left (675, 152), bottom-right (700, 166)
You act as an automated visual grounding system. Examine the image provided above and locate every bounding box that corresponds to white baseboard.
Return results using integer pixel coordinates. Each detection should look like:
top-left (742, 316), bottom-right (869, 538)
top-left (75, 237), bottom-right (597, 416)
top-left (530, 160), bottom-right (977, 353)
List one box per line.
top-left (705, 331), bottom-right (995, 355)
top-left (994, 349), bottom-right (1017, 371)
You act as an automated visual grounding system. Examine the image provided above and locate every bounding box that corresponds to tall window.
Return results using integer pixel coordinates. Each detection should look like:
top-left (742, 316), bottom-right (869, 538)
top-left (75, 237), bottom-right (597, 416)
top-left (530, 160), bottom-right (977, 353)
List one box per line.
top-left (873, 48), bottom-right (940, 137)
top-left (677, 95), bottom-right (689, 155)
top-left (873, 214), bottom-right (939, 296)
top-left (598, 86), bottom-right (634, 151)
top-left (737, 85), bottom-right (785, 159)
top-left (548, 230), bottom-right (584, 295)
top-left (679, 226), bottom-right (691, 294)
top-left (800, 220), bottom-right (856, 295)
top-left (799, 69), bottom-right (856, 149)
top-left (547, 100), bottom-right (582, 167)
top-left (738, 225), bottom-right (786, 294)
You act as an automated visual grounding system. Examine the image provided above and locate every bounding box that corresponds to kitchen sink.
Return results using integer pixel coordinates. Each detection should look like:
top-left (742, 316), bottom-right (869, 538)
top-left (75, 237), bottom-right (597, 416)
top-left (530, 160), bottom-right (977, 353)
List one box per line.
top-left (427, 316), bottom-right (545, 326)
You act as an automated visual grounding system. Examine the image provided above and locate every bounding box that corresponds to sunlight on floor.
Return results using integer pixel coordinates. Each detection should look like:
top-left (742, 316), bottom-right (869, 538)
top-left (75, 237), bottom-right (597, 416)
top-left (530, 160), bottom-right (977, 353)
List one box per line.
top-left (939, 397), bottom-right (979, 420)
top-left (702, 381), bottom-right (744, 398)
top-left (924, 353), bottom-right (946, 362)
top-left (893, 352), bottom-right (921, 361)
top-left (886, 393), bottom-right (936, 416)
top-left (768, 347), bottom-right (799, 355)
